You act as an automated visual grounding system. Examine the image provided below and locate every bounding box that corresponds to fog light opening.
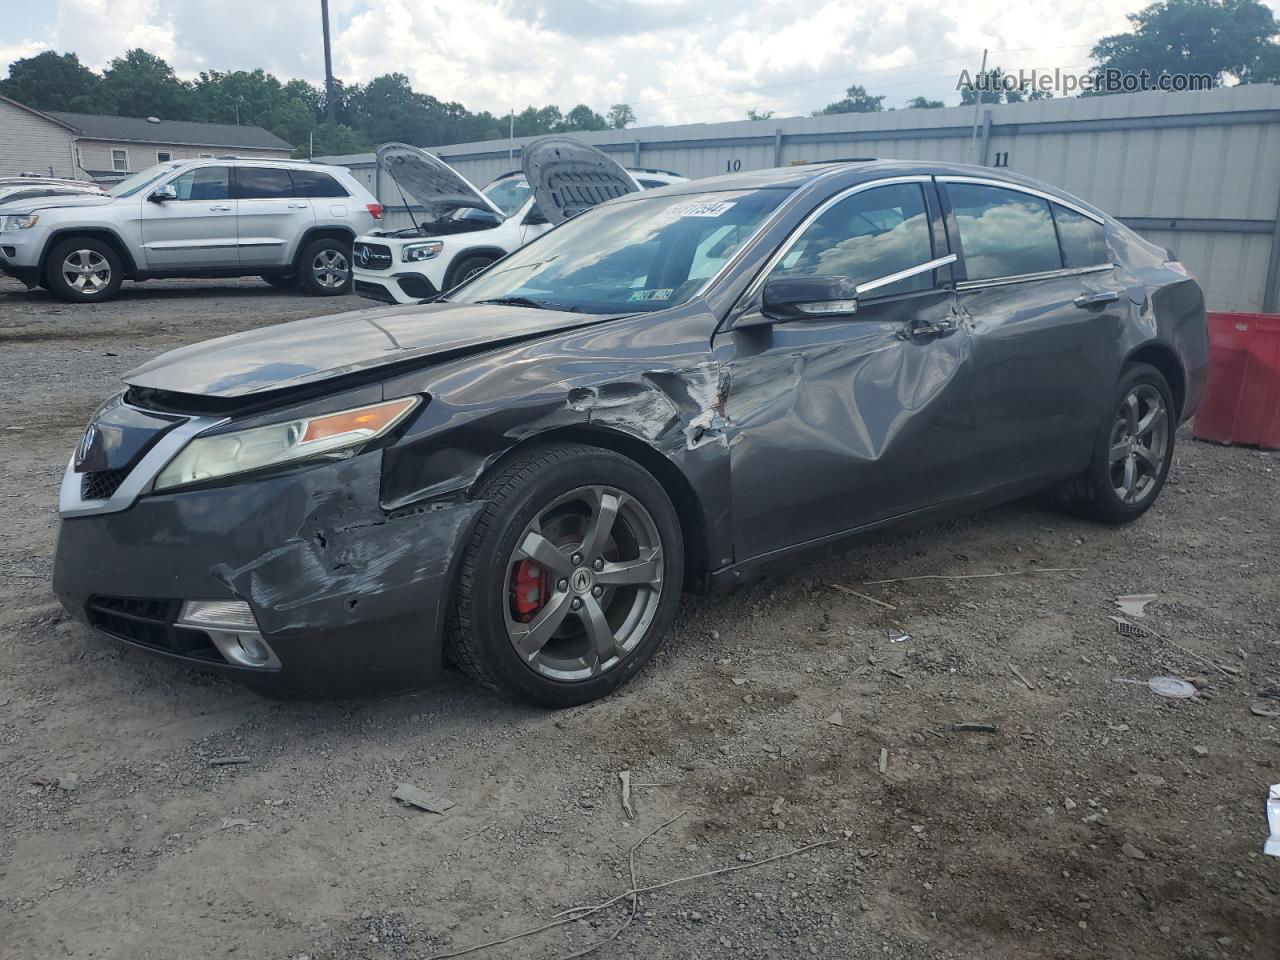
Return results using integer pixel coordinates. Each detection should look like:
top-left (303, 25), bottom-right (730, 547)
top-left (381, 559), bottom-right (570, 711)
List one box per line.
top-left (177, 600), bottom-right (280, 669)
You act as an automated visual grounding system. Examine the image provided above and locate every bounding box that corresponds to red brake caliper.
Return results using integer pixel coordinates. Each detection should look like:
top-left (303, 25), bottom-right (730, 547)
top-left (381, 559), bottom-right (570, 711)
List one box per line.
top-left (510, 560), bottom-right (549, 623)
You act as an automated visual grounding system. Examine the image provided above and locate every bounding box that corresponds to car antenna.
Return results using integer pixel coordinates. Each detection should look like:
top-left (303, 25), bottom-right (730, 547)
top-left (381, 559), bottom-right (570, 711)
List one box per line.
top-left (390, 159), bottom-right (423, 234)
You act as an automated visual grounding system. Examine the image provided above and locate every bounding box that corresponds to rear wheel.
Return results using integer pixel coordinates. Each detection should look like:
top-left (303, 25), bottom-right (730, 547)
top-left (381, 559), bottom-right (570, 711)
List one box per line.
top-left (297, 238), bottom-right (352, 295)
top-left (448, 443), bottom-right (684, 707)
top-left (1071, 362), bottom-right (1176, 524)
top-left (44, 237), bottom-right (123, 303)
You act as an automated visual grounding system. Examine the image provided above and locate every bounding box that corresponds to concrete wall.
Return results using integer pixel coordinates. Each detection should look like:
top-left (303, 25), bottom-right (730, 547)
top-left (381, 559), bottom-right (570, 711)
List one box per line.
top-left (75, 140), bottom-right (290, 175)
top-left (0, 99), bottom-right (78, 178)
top-left (323, 84), bottom-right (1280, 313)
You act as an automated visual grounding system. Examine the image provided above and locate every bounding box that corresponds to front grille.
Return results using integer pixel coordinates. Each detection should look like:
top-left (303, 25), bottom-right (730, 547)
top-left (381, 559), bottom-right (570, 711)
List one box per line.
top-left (354, 279), bottom-right (396, 303)
top-left (87, 595), bottom-right (223, 662)
top-left (353, 241), bottom-right (393, 270)
top-left (81, 468), bottom-right (129, 501)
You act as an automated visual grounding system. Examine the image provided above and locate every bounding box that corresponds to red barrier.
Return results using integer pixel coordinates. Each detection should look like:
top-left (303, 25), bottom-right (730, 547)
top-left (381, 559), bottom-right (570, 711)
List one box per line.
top-left (1193, 312), bottom-right (1280, 450)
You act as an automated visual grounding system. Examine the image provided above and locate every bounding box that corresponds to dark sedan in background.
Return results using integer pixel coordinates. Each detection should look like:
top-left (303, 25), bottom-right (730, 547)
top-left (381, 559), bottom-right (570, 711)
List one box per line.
top-left (53, 159), bottom-right (1207, 706)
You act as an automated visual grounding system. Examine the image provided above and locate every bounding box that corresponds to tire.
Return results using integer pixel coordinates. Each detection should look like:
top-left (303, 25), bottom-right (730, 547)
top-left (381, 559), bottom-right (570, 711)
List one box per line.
top-left (448, 443), bottom-right (685, 707)
top-left (44, 237), bottom-right (123, 303)
top-left (297, 237), bottom-right (352, 296)
top-left (1070, 362), bottom-right (1177, 524)
top-left (445, 253), bottom-right (497, 291)
top-left (260, 273), bottom-right (296, 289)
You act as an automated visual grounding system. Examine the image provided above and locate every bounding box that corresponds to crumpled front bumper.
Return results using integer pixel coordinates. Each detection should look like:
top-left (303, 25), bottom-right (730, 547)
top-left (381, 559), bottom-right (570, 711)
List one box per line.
top-left (53, 449), bottom-right (484, 696)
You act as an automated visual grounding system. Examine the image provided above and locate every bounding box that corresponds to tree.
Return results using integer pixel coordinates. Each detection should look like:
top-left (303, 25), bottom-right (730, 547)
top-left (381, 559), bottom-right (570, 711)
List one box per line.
top-left (191, 68), bottom-right (285, 126)
top-left (100, 49), bottom-right (191, 118)
top-left (558, 103), bottom-right (607, 131)
top-left (959, 67), bottom-right (1009, 105)
top-left (815, 84), bottom-right (885, 115)
top-left (906, 96), bottom-right (944, 109)
top-left (607, 103), bottom-right (636, 128)
top-left (1092, 0), bottom-right (1280, 89)
top-left (746, 108), bottom-right (776, 120)
top-left (0, 51), bottom-right (109, 112)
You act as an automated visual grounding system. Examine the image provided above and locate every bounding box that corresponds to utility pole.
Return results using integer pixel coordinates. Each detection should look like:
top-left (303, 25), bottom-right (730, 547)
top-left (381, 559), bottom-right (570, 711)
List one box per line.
top-left (321, 0), bottom-right (337, 125)
top-left (509, 108), bottom-right (515, 163)
top-left (968, 48), bottom-right (988, 163)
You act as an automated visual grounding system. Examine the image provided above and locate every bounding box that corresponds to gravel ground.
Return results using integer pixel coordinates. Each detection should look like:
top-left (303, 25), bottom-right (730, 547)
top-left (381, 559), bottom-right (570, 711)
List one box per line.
top-left (1, 276), bottom-right (1277, 960)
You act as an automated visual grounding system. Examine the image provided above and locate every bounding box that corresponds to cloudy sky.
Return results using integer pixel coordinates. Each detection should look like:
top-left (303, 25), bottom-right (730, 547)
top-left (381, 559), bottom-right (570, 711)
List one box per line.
top-left (4, 0), bottom-right (1279, 125)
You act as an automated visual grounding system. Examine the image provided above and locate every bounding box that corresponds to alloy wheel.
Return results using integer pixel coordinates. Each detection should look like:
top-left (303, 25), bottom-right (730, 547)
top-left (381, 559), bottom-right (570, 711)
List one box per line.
top-left (312, 248), bottom-right (350, 288)
top-left (61, 249), bottom-right (111, 294)
top-left (1108, 383), bottom-right (1168, 505)
top-left (503, 484), bottom-right (664, 681)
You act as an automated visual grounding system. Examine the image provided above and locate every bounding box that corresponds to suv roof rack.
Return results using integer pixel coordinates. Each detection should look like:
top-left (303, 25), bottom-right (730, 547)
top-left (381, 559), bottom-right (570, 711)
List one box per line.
top-left (795, 157), bottom-right (878, 165)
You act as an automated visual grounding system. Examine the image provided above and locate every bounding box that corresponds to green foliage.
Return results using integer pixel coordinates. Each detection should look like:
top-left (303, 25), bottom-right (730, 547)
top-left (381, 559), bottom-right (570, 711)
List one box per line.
top-left (746, 108), bottom-right (776, 120)
top-left (906, 96), bottom-right (944, 109)
top-left (0, 51), bottom-right (110, 112)
top-left (1092, 0), bottom-right (1280, 88)
top-left (814, 84), bottom-right (885, 115)
top-left (607, 103), bottom-right (636, 128)
top-left (101, 49), bottom-right (191, 118)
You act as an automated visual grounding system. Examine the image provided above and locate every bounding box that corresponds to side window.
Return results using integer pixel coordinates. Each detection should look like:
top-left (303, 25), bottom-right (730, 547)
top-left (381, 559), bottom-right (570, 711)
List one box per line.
top-left (948, 183), bottom-right (1061, 281)
top-left (769, 182), bottom-right (935, 297)
top-left (290, 169), bottom-right (349, 198)
top-left (168, 166), bottom-right (231, 201)
top-left (233, 166), bottom-right (294, 200)
top-left (1053, 203), bottom-right (1109, 268)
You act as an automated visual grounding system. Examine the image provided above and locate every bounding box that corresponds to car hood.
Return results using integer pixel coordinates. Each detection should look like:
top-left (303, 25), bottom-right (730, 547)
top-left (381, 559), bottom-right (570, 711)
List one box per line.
top-left (123, 302), bottom-right (620, 399)
top-left (375, 143), bottom-right (504, 220)
top-left (520, 135), bottom-right (639, 225)
top-left (0, 193), bottom-right (116, 215)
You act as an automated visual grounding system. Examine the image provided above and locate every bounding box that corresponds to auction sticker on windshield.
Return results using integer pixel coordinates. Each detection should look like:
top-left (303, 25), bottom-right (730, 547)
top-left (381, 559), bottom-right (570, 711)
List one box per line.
top-left (669, 200), bottom-right (736, 217)
top-left (628, 288), bottom-right (675, 302)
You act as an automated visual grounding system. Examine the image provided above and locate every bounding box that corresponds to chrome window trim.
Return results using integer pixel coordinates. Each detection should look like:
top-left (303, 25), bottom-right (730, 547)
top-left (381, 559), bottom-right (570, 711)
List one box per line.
top-left (955, 262), bottom-right (1116, 291)
top-left (59, 412), bottom-right (227, 518)
top-left (741, 175), bottom-right (937, 302)
top-left (938, 175), bottom-right (1106, 225)
top-left (856, 253), bottom-right (958, 296)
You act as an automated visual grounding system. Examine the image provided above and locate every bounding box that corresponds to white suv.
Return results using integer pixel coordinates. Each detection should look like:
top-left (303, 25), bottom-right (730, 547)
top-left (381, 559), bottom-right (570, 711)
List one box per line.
top-left (352, 137), bottom-right (685, 304)
top-left (0, 158), bottom-right (382, 302)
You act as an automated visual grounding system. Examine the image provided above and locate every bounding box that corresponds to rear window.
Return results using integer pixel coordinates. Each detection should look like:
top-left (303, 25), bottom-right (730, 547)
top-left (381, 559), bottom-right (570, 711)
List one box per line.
top-left (1053, 202), bottom-right (1110, 268)
top-left (233, 167), bottom-right (294, 200)
top-left (949, 183), bottom-right (1061, 281)
top-left (290, 169), bottom-right (349, 198)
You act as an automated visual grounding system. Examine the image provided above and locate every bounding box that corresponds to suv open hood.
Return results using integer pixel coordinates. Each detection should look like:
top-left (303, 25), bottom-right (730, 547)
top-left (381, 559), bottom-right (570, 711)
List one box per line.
top-left (520, 136), bottom-right (640, 226)
top-left (375, 143), bottom-right (505, 221)
top-left (123, 302), bottom-right (618, 400)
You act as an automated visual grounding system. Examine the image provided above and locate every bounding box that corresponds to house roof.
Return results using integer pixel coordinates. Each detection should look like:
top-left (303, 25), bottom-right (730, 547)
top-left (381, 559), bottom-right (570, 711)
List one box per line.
top-left (42, 109), bottom-right (292, 151)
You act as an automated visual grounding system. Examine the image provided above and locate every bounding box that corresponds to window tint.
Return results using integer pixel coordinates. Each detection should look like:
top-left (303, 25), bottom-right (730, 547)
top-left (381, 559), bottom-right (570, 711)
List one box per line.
top-left (1053, 202), bottom-right (1109, 268)
top-left (769, 182), bottom-right (934, 297)
top-left (234, 166), bottom-right (294, 200)
top-left (948, 183), bottom-right (1061, 281)
top-left (168, 166), bottom-right (231, 201)
top-left (290, 168), bottom-right (349, 198)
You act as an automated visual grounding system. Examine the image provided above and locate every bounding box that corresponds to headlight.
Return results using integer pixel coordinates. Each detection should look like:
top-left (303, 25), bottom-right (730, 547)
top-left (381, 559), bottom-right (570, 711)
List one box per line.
top-left (403, 241), bottom-right (443, 262)
top-left (153, 396), bottom-right (420, 491)
top-left (0, 214), bottom-right (39, 231)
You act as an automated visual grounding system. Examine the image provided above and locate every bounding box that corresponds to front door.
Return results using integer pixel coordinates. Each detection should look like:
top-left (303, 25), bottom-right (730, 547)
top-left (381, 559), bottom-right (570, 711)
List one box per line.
top-left (942, 179), bottom-right (1134, 488)
top-left (233, 166), bottom-right (314, 268)
top-left (721, 179), bottom-right (980, 561)
top-left (139, 165), bottom-right (237, 269)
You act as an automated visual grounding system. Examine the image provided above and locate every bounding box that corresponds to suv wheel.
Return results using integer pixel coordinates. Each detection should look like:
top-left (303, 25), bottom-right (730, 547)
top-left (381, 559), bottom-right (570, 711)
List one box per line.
top-left (45, 237), bottom-right (123, 303)
top-left (298, 238), bottom-right (352, 296)
top-left (1070, 362), bottom-right (1177, 524)
top-left (446, 253), bottom-right (497, 290)
top-left (448, 443), bottom-right (684, 707)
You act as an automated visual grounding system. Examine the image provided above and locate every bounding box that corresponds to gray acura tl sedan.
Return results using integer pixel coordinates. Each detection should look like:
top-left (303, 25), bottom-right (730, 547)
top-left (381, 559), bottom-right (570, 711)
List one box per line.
top-left (53, 160), bottom-right (1208, 706)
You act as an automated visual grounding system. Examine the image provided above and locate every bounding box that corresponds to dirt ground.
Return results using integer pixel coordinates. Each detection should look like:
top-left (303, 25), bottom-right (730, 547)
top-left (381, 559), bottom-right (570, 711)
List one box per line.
top-left (1, 275), bottom-right (1277, 960)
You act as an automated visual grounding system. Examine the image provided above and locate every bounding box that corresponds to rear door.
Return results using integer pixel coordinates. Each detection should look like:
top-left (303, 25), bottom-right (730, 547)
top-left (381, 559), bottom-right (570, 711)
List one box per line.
top-left (722, 178), bottom-right (978, 560)
top-left (139, 165), bottom-right (237, 269)
top-left (940, 178), bottom-right (1131, 488)
top-left (233, 165), bottom-right (314, 267)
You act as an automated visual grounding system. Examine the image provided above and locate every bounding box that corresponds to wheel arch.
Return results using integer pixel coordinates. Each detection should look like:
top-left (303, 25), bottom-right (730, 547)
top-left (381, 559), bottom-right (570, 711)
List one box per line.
top-left (41, 228), bottom-right (139, 278)
top-left (477, 425), bottom-right (712, 593)
top-left (292, 226), bottom-right (355, 271)
top-left (444, 245), bottom-right (507, 289)
top-left (1124, 340), bottom-right (1186, 418)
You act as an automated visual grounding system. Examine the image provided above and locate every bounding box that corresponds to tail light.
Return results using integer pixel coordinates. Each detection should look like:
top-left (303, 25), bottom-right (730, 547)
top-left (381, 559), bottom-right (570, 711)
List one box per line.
top-left (1164, 260), bottom-right (1194, 280)
top-left (366, 203), bottom-right (383, 221)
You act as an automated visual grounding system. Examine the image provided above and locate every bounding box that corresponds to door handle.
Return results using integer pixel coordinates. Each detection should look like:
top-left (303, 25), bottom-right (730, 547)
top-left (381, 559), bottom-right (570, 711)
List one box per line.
top-left (1073, 290), bottom-right (1120, 308)
top-left (209, 204), bottom-right (232, 212)
top-left (906, 316), bottom-right (958, 340)
top-left (287, 203), bottom-right (308, 209)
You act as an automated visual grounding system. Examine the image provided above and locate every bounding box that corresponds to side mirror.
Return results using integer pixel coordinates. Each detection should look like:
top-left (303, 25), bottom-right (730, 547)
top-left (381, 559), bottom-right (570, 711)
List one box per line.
top-left (761, 275), bottom-right (860, 322)
top-left (148, 184), bottom-right (178, 203)
top-left (523, 207), bottom-right (548, 226)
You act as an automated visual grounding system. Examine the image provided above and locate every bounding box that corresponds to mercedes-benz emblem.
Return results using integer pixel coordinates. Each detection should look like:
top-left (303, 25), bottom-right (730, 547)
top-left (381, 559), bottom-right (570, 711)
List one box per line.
top-left (74, 423), bottom-right (98, 470)
top-left (358, 245), bottom-right (370, 267)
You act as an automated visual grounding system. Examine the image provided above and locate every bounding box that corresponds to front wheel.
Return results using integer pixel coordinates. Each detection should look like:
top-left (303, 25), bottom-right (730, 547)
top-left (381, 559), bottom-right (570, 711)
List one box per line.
top-left (297, 238), bottom-right (352, 295)
top-left (1073, 362), bottom-right (1177, 524)
top-left (45, 237), bottom-right (123, 303)
top-left (445, 253), bottom-right (496, 291)
top-left (448, 444), bottom-right (684, 707)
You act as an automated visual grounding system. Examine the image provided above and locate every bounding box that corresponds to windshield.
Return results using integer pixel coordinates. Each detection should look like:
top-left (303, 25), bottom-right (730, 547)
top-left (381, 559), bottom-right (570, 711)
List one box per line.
top-left (449, 176), bottom-right (531, 222)
top-left (451, 188), bottom-right (789, 314)
top-left (109, 163), bottom-right (180, 198)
